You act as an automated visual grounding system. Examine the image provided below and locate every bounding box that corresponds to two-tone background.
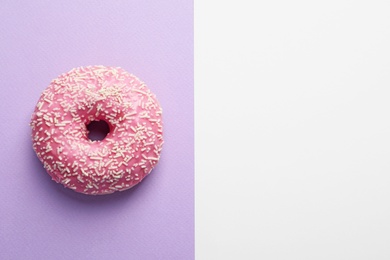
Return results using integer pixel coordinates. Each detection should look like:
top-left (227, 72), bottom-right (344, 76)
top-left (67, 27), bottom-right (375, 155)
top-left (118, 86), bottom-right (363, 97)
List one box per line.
top-left (2, 0), bottom-right (390, 259)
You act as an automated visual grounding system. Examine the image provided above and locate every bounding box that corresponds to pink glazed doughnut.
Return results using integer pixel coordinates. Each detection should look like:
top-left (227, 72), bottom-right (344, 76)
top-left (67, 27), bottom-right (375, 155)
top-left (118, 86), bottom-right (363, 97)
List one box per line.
top-left (30, 66), bottom-right (163, 195)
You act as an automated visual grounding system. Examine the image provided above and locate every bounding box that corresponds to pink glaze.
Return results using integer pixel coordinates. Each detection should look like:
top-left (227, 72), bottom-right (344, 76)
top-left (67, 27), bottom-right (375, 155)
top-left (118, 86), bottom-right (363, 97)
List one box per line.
top-left (30, 66), bottom-right (163, 195)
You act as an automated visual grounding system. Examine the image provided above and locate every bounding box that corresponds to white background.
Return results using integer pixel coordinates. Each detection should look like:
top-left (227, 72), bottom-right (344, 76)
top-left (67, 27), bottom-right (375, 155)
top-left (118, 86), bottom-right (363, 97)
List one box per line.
top-left (196, 1), bottom-right (390, 259)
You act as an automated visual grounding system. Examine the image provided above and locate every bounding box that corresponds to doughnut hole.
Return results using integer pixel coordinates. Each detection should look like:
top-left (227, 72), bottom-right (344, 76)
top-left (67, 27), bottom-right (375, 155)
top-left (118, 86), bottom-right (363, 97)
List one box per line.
top-left (86, 120), bottom-right (110, 141)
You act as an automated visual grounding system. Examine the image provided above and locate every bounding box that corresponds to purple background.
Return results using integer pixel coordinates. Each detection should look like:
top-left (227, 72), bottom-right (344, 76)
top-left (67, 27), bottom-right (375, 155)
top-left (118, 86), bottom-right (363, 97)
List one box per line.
top-left (0, 1), bottom-right (193, 259)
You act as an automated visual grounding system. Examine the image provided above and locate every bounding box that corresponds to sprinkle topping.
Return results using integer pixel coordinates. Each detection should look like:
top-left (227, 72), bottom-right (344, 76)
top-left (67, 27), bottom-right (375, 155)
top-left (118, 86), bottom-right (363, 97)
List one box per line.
top-left (30, 66), bottom-right (163, 195)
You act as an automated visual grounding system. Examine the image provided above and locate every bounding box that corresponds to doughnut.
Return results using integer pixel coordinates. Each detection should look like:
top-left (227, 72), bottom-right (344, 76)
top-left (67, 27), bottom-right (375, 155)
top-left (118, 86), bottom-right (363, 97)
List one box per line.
top-left (30, 66), bottom-right (163, 195)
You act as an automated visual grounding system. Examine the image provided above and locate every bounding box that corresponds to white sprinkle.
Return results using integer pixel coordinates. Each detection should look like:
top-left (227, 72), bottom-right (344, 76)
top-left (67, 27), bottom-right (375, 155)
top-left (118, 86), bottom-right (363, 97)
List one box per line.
top-left (77, 176), bottom-right (84, 183)
top-left (44, 97), bottom-right (52, 104)
top-left (105, 159), bottom-right (113, 167)
top-left (53, 138), bottom-right (61, 144)
top-left (81, 168), bottom-right (89, 176)
top-left (132, 89), bottom-right (148, 96)
top-left (113, 153), bottom-right (122, 159)
top-left (94, 168), bottom-right (105, 176)
top-left (118, 161), bottom-right (128, 167)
